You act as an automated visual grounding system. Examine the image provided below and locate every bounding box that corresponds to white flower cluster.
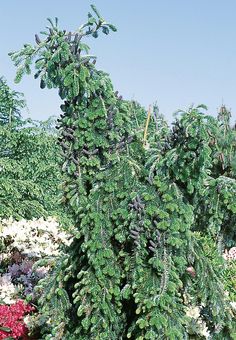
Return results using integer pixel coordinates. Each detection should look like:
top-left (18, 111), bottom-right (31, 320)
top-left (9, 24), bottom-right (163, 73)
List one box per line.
top-left (230, 301), bottom-right (236, 310)
top-left (223, 247), bottom-right (236, 261)
top-left (0, 217), bottom-right (71, 259)
top-left (0, 274), bottom-right (18, 304)
top-left (186, 305), bottom-right (210, 339)
top-left (0, 217), bottom-right (72, 305)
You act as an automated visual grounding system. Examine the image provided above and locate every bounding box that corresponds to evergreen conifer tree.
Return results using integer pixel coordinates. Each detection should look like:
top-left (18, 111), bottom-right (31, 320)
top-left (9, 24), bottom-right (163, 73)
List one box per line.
top-left (10, 6), bottom-right (236, 339)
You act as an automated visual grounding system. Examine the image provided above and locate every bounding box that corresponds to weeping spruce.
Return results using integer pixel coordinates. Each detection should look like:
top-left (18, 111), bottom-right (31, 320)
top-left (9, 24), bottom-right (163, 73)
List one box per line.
top-left (10, 6), bottom-right (235, 339)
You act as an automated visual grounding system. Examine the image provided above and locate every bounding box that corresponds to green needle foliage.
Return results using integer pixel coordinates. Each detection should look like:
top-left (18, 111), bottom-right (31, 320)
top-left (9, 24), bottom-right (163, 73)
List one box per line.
top-left (10, 5), bottom-right (236, 339)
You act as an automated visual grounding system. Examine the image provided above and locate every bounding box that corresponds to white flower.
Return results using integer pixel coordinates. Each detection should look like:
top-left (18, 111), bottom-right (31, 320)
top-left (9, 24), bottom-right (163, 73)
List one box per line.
top-left (23, 315), bottom-right (31, 325)
top-left (230, 301), bottom-right (236, 310)
top-left (223, 246), bottom-right (236, 261)
top-left (0, 273), bottom-right (18, 304)
top-left (0, 217), bottom-right (73, 303)
top-left (186, 306), bottom-right (200, 319)
top-left (198, 320), bottom-right (210, 338)
top-left (0, 217), bottom-right (72, 259)
top-left (186, 305), bottom-right (211, 339)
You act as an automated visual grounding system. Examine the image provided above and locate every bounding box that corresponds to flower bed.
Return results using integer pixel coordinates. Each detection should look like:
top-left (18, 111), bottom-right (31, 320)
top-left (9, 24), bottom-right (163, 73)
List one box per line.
top-left (0, 300), bottom-right (34, 339)
top-left (0, 217), bottom-right (71, 304)
top-left (0, 217), bottom-right (72, 339)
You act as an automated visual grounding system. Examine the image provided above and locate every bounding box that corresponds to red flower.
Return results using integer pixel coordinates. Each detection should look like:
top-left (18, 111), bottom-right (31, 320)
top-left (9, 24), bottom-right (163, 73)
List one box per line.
top-left (0, 300), bottom-right (34, 339)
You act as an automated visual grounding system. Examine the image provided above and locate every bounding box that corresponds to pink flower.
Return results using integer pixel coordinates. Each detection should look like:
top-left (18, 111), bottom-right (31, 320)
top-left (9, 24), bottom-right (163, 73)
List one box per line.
top-left (0, 300), bottom-right (34, 339)
top-left (186, 266), bottom-right (196, 277)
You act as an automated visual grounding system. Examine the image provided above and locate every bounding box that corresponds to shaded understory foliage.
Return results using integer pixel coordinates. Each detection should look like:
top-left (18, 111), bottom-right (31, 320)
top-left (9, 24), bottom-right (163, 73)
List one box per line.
top-left (9, 5), bottom-right (236, 339)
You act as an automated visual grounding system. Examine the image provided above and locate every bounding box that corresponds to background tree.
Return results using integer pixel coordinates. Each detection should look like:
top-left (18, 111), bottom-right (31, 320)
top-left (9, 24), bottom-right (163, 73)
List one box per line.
top-left (0, 78), bottom-right (71, 223)
top-left (0, 76), bottom-right (25, 127)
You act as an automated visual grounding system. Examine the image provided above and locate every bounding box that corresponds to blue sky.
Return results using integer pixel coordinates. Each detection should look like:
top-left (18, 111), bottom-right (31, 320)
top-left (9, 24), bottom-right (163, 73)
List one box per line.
top-left (1, 0), bottom-right (236, 122)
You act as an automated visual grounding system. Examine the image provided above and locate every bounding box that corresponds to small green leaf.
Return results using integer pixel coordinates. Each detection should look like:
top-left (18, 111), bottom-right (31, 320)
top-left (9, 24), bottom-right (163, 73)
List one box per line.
top-left (108, 24), bottom-right (117, 32)
top-left (0, 327), bottom-right (11, 332)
